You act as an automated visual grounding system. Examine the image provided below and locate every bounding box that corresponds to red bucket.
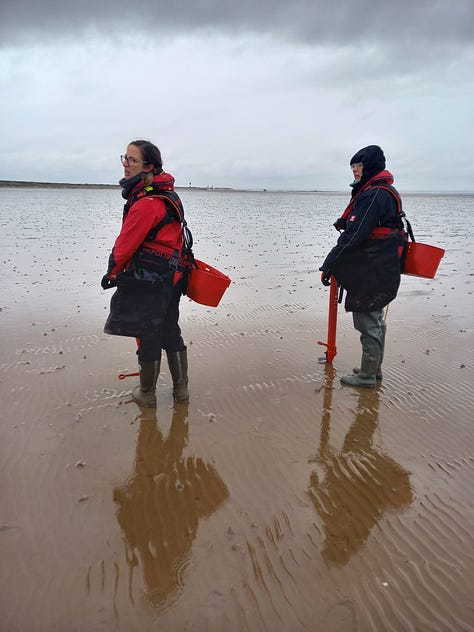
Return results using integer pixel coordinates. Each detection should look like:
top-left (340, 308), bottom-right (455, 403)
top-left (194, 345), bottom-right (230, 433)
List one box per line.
top-left (187, 259), bottom-right (231, 307)
top-left (403, 242), bottom-right (445, 278)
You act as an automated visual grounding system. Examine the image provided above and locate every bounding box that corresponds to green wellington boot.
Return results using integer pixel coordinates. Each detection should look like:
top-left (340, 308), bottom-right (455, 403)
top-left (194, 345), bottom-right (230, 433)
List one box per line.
top-left (132, 360), bottom-right (161, 407)
top-left (166, 349), bottom-right (189, 403)
top-left (341, 352), bottom-right (378, 388)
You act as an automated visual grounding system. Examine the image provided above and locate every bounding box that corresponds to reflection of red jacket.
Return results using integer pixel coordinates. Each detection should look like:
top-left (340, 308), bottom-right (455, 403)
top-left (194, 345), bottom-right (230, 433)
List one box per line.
top-left (109, 172), bottom-right (184, 278)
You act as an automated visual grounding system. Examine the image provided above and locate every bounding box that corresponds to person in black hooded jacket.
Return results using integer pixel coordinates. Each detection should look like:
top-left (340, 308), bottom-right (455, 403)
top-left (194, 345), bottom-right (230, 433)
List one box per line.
top-left (319, 145), bottom-right (406, 387)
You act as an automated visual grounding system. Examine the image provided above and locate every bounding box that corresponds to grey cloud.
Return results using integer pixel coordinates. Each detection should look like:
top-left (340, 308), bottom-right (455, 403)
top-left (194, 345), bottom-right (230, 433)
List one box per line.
top-left (1, 0), bottom-right (473, 48)
top-left (1, 1), bottom-right (473, 191)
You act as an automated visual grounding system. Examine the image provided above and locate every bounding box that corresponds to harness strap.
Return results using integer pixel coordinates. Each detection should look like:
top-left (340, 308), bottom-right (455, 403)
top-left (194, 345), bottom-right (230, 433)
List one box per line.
top-left (141, 243), bottom-right (194, 268)
top-left (365, 185), bottom-right (416, 242)
top-left (143, 192), bottom-right (195, 256)
top-left (368, 227), bottom-right (405, 239)
top-left (141, 193), bottom-right (184, 240)
top-left (366, 184), bottom-right (402, 216)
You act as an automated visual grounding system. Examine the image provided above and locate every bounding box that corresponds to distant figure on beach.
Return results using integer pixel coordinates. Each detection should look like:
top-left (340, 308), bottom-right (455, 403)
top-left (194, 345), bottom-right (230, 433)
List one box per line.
top-left (101, 140), bottom-right (193, 406)
top-left (319, 145), bottom-right (406, 387)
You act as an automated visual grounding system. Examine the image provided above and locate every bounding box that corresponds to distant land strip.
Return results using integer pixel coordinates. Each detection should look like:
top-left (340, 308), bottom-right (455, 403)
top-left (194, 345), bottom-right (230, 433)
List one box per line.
top-left (0, 180), bottom-right (120, 189)
top-left (0, 180), bottom-right (321, 193)
top-left (1, 180), bottom-right (470, 196)
top-left (0, 180), bottom-right (238, 191)
top-left (0, 180), bottom-right (270, 191)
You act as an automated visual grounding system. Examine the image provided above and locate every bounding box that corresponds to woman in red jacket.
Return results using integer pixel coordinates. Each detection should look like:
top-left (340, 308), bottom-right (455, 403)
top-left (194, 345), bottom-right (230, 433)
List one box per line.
top-left (102, 140), bottom-right (191, 407)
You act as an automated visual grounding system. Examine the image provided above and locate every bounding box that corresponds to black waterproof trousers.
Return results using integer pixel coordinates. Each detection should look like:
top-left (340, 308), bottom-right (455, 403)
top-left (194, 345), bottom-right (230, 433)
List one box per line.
top-left (136, 286), bottom-right (186, 362)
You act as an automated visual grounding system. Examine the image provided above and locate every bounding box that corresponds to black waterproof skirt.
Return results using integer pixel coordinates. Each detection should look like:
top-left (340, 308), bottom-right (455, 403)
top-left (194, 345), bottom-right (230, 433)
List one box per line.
top-left (332, 235), bottom-right (405, 312)
top-left (104, 269), bottom-right (175, 337)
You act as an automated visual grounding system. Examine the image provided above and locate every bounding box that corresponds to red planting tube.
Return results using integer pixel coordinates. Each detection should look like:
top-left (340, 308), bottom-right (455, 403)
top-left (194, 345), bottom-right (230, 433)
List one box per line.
top-left (317, 275), bottom-right (338, 363)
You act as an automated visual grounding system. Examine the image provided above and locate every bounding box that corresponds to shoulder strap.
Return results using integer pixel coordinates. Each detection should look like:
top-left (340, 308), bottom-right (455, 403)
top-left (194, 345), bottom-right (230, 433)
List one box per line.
top-left (141, 190), bottom-right (184, 238)
top-left (366, 184), bottom-right (402, 215)
top-left (144, 190), bottom-right (195, 258)
top-left (340, 182), bottom-right (402, 221)
top-left (150, 189), bottom-right (185, 223)
top-left (367, 184), bottom-right (415, 241)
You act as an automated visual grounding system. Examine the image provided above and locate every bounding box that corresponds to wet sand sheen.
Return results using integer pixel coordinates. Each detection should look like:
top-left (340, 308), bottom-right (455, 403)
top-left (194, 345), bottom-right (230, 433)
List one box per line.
top-left (1, 187), bottom-right (473, 630)
top-left (1, 303), bottom-right (473, 631)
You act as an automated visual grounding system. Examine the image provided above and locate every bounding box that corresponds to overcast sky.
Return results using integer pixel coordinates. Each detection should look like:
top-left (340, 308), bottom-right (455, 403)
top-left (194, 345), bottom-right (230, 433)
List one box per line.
top-left (1, 0), bottom-right (473, 192)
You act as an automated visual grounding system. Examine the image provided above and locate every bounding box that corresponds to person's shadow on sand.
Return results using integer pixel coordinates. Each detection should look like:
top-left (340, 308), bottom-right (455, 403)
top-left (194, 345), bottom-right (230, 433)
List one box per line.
top-left (113, 405), bottom-right (229, 608)
top-left (308, 366), bottom-right (413, 566)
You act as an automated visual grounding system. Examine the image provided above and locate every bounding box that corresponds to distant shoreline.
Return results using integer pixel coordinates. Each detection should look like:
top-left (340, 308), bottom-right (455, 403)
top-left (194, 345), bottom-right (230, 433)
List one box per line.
top-left (0, 180), bottom-right (472, 196)
top-left (0, 180), bottom-right (321, 193)
top-left (0, 180), bottom-right (120, 189)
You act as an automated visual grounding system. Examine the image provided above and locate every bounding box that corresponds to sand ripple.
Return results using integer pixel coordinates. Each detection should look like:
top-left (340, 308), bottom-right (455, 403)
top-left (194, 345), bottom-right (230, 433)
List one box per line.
top-left (1, 188), bottom-right (474, 630)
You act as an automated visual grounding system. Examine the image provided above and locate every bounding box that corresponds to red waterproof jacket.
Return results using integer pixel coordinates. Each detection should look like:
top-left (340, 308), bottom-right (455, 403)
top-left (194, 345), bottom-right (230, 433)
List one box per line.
top-left (108, 172), bottom-right (184, 279)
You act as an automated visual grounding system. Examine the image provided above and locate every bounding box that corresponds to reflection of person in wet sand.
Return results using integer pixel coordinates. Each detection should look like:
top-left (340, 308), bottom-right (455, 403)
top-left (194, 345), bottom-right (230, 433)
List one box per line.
top-left (308, 369), bottom-right (413, 566)
top-left (113, 405), bottom-right (229, 607)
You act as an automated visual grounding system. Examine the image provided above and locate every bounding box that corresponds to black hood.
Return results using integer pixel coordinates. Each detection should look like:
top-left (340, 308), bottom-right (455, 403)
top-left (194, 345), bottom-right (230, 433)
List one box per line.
top-left (350, 145), bottom-right (386, 182)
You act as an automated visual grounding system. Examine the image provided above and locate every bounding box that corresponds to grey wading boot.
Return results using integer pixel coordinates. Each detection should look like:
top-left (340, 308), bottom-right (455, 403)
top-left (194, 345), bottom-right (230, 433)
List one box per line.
top-left (166, 349), bottom-right (189, 403)
top-left (341, 352), bottom-right (379, 388)
top-left (132, 360), bottom-right (161, 407)
top-left (353, 366), bottom-right (383, 381)
top-left (352, 318), bottom-right (386, 381)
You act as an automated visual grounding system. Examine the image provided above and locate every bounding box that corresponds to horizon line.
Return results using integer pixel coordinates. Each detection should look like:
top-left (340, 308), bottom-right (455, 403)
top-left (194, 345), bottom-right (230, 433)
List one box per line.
top-left (0, 179), bottom-right (473, 196)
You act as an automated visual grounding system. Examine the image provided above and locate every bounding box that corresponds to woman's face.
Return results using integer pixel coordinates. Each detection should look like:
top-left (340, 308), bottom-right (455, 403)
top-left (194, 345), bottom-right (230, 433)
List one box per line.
top-left (122, 144), bottom-right (154, 179)
top-left (351, 162), bottom-right (363, 181)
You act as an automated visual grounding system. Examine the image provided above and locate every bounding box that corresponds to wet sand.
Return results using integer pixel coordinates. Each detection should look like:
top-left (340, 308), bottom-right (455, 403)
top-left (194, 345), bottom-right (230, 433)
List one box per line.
top-left (1, 188), bottom-right (474, 630)
top-left (1, 288), bottom-right (473, 631)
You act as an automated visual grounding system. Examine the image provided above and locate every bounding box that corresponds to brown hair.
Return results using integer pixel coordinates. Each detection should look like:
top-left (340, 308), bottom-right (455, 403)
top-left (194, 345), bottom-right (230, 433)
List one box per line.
top-left (129, 139), bottom-right (163, 172)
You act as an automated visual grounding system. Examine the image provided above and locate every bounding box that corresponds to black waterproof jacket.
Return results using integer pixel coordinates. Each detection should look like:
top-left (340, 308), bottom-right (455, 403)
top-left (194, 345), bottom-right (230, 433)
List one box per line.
top-left (321, 175), bottom-right (406, 312)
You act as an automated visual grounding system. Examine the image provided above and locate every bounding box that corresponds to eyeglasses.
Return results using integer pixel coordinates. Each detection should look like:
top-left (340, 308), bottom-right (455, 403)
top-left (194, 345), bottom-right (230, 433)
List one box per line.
top-left (351, 162), bottom-right (363, 170)
top-left (120, 154), bottom-right (150, 166)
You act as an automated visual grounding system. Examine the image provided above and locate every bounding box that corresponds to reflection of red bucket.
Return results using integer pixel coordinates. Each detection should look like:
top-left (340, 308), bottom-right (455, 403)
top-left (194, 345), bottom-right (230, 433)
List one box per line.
top-left (187, 260), bottom-right (231, 307)
top-left (403, 242), bottom-right (445, 278)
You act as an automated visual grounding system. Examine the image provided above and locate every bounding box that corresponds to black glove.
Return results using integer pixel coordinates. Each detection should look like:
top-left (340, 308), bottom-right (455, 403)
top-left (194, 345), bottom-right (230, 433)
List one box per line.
top-left (333, 217), bottom-right (346, 231)
top-left (101, 274), bottom-right (116, 290)
top-left (320, 270), bottom-right (332, 287)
